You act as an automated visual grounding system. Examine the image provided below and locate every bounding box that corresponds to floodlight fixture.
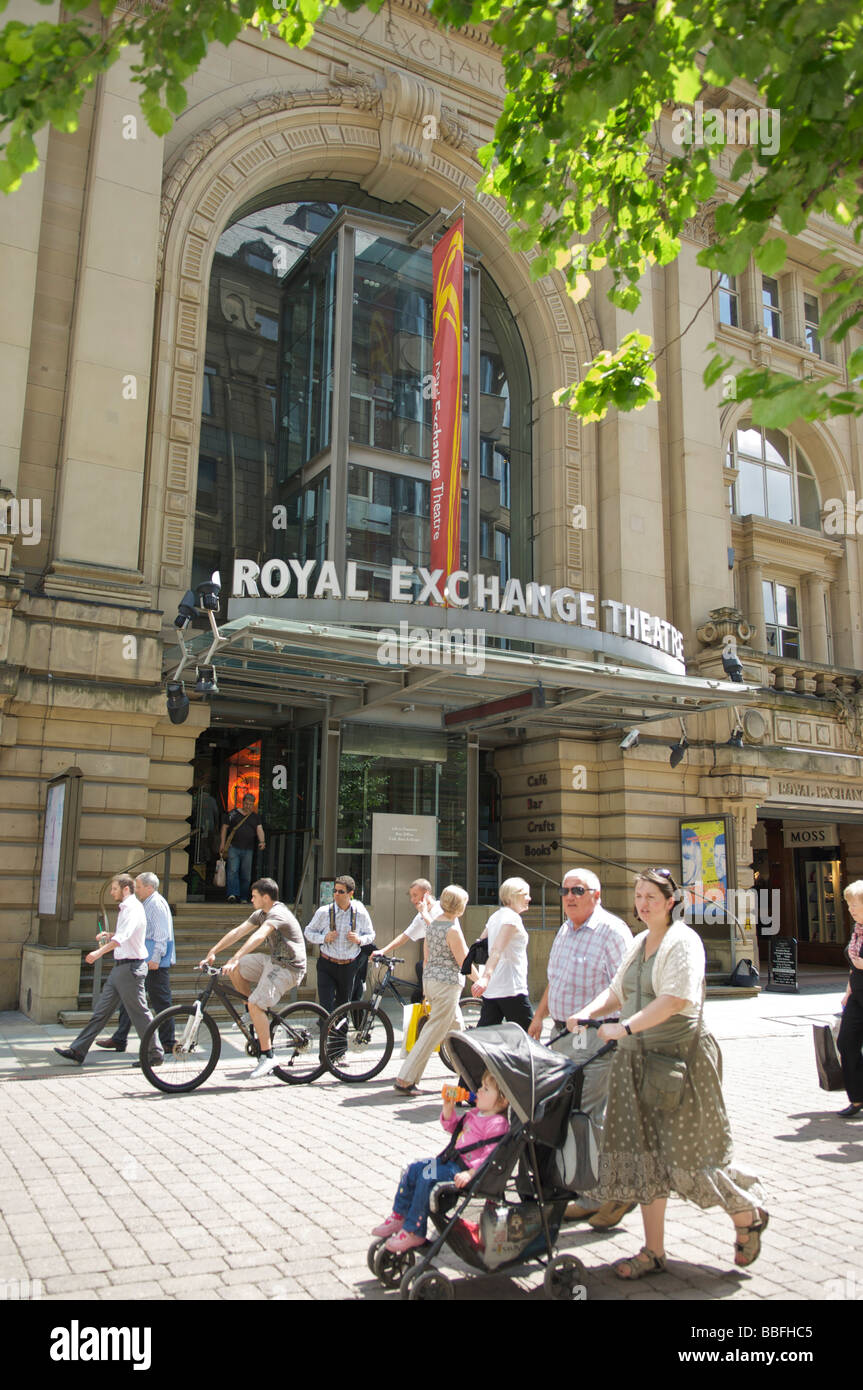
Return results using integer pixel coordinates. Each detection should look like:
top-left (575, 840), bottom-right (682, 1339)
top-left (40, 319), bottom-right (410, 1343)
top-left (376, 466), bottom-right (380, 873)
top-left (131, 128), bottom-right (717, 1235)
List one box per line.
top-left (166, 680), bottom-right (190, 725)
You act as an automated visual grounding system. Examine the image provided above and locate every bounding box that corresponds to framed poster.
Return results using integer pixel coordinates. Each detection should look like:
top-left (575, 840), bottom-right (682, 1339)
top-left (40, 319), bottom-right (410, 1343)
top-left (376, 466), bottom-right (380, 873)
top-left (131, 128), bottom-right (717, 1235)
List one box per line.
top-left (679, 814), bottom-right (735, 919)
top-left (37, 767), bottom-right (84, 942)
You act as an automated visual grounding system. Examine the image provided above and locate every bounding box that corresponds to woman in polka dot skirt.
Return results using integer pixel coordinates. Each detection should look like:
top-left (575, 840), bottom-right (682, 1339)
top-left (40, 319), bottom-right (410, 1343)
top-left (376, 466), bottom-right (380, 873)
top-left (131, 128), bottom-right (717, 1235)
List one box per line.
top-left (568, 868), bottom-right (768, 1280)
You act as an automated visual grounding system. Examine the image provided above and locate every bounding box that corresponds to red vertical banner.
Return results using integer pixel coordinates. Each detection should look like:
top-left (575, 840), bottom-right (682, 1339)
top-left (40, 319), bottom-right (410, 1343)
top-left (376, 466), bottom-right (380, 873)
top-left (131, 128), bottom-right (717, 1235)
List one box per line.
top-left (430, 218), bottom-right (464, 581)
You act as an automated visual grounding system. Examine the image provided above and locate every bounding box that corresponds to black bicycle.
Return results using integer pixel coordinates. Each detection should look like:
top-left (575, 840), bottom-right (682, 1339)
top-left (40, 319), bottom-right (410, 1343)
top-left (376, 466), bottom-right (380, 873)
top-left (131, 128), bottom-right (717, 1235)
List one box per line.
top-left (139, 965), bottom-right (329, 1093)
top-left (320, 954), bottom-right (482, 1083)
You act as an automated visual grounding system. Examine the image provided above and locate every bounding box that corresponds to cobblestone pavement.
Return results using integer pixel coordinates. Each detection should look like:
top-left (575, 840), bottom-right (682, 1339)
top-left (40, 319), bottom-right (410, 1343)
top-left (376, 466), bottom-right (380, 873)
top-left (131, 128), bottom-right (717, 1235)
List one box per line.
top-left (1, 988), bottom-right (860, 1304)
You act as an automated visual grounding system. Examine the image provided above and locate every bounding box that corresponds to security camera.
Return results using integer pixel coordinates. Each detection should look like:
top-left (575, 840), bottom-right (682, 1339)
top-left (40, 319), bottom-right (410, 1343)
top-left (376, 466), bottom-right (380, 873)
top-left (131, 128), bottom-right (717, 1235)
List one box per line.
top-left (722, 650), bottom-right (744, 683)
top-left (619, 729), bottom-right (640, 750)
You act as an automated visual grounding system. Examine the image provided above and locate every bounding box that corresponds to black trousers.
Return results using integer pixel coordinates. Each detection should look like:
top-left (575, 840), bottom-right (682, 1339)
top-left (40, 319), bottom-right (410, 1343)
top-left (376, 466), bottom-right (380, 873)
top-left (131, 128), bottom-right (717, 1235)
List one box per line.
top-left (112, 967), bottom-right (174, 1049)
top-left (838, 973), bottom-right (863, 1103)
top-left (316, 955), bottom-right (360, 1013)
top-left (478, 993), bottom-right (534, 1031)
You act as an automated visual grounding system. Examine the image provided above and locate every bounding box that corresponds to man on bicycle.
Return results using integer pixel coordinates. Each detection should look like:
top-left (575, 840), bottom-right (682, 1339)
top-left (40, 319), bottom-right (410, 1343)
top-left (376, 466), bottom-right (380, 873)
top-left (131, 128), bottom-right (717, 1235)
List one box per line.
top-left (200, 877), bottom-right (306, 1079)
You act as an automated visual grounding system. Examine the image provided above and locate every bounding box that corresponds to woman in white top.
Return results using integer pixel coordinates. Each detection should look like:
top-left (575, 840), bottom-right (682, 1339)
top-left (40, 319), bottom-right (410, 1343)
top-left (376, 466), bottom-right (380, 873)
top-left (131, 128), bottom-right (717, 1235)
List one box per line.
top-left (471, 877), bottom-right (533, 1032)
top-left (570, 868), bottom-right (767, 1280)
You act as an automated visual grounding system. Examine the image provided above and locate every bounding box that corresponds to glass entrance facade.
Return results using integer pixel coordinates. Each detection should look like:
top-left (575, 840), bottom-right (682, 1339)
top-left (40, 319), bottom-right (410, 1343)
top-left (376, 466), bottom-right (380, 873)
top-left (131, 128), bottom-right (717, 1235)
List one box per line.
top-left (192, 184), bottom-right (532, 597)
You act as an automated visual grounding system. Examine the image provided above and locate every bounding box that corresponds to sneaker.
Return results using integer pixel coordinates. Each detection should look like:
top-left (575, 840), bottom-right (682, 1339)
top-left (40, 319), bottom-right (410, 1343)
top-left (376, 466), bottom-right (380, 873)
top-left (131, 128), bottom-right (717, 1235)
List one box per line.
top-left (227, 895), bottom-right (239, 904)
top-left (385, 1229), bottom-right (427, 1253)
top-left (371, 1214), bottom-right (404, 1238)
top-left (249, 1053), bottom-right (278, 1079)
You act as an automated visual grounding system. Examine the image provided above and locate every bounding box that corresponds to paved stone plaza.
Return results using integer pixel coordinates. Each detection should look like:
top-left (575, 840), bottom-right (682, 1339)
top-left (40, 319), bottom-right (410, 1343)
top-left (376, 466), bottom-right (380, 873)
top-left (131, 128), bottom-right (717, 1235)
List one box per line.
top-left (0, 987), bottom-right (859, 1303)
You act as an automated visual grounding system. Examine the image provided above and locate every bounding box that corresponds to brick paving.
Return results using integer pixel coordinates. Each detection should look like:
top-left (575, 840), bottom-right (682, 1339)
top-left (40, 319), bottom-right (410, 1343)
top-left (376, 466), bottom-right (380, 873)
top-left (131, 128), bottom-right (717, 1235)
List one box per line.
top-left (1, 989), bottom-right (860, 1303)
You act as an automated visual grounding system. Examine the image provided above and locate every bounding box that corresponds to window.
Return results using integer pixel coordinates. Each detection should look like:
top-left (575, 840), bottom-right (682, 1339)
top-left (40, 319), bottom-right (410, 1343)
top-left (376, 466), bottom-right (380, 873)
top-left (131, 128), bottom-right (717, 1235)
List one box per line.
top-left (728, 422), bottom-right (821, 530)
top-left (718, 274), bottom-right (739, 328)
top-left (202, 364), bottom-right (216, 417)
top-left (804, 295), bottom-right (821, 356)
top-left (255, 310), bottom-right (278, 341)
top-left (762, 277), bottom-right (782, 337)
top-left (763, 581), bottom-right (800, 658)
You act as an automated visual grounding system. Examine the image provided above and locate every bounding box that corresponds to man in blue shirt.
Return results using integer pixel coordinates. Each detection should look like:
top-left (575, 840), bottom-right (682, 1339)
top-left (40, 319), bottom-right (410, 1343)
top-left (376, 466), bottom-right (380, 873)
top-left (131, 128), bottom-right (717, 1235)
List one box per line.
top-left (97, 871), bottom-right (176, 1054)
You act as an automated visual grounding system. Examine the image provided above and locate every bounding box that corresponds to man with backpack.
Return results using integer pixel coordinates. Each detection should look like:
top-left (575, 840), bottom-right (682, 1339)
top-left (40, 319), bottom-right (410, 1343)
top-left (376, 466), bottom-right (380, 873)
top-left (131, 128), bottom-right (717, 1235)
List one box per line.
top-left (304, 875), bottom-right (375, 1012)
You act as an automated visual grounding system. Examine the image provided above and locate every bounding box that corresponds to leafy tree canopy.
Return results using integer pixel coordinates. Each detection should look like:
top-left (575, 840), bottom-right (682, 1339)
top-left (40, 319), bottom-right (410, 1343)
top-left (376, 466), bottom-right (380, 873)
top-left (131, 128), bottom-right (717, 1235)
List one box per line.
top-left (2, 0), bottom-right (862, 427)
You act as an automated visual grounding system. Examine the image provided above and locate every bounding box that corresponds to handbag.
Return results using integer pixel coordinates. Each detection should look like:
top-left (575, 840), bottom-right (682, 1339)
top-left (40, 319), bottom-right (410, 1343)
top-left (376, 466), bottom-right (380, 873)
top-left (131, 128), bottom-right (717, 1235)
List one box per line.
top-left (635, 939), bottom-right (703, 1113)
top-left (729, 957), bottom-right (759, 986)
top-left (214, 858), bottom-right (226, 888)
top-left (812, 1022), bottom-right (844, 1091)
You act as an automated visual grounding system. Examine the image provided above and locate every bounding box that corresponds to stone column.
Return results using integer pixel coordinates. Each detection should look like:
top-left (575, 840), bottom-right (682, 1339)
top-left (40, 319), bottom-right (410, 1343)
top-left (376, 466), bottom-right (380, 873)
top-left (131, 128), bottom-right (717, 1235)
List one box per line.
top-left (803, 572), bottom-right (830, 664)
top-left (743, 560), bottom-right (765, 649)
top-left (43, 54), bottom-right (164, 604)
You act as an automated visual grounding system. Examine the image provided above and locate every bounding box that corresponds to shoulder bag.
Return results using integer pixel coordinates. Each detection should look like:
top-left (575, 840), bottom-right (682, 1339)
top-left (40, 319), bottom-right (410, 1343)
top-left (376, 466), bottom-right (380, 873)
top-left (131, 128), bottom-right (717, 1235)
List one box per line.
top-left (635, 939), bottom-right (703, 1113)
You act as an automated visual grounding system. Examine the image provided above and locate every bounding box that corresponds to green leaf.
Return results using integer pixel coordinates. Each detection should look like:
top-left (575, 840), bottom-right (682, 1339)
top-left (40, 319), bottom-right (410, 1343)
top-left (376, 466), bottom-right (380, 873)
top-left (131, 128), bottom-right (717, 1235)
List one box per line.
top-left (754, 239), bottom-right (787, 275)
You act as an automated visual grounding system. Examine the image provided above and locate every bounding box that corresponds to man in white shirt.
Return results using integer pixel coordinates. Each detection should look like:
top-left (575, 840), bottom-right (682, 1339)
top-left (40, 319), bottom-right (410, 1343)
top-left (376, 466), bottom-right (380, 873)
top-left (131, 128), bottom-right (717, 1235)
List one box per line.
top-left (304, 875), bottom-right (375, 1013)
top-left (373, 879), bottom-right (438, 999)
top-left (54, 875), bottom-right (164, 1066)
top-left (97, 871), bottom-right (176, 1053)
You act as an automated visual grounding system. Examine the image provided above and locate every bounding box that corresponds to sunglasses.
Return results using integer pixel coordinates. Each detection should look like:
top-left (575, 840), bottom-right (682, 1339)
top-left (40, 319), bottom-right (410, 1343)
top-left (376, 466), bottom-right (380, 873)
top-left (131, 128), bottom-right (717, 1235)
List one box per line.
top-left (560, 885), bottom-right (591, 897)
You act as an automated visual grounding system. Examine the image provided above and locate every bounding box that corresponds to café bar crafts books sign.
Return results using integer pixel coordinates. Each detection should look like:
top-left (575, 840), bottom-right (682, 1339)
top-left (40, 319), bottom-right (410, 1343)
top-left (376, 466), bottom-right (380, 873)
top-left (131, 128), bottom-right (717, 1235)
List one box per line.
top-left (230, 560), bottom-right (687, 672)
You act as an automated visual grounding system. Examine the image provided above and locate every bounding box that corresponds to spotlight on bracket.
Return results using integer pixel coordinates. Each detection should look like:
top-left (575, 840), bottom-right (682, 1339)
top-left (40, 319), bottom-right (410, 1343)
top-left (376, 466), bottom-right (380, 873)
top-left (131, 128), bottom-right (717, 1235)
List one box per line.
top-left (166, 680), bottom-right (190, 725)
top-left (194, 665), bottom-right (218, 696)
top-left (196, 570), bottom-right (221, 613)
top-left (174, 589), bottom-right (197, 629)
top-left (619, 728), bottom-right (640, 750)
top-left (669, 735), bottom-right (688, 768)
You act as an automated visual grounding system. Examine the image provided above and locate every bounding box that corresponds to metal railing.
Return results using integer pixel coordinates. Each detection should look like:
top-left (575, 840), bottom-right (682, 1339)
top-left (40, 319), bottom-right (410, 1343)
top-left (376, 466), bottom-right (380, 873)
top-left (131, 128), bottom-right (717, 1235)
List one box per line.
top-left (478, 839), bottom-right (560, 931)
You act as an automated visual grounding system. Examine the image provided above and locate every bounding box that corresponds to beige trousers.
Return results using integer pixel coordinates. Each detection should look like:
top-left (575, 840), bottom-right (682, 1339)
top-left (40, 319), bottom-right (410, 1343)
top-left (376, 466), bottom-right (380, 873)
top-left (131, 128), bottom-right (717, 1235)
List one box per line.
top-left (399, 978), bottom-right (464, 1087)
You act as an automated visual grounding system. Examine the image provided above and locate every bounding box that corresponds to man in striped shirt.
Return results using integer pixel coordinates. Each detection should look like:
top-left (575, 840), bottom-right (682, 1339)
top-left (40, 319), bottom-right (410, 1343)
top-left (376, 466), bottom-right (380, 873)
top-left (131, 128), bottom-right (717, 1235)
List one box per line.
top-left (97, 872), bottom-right (176, 1053)
top-left (528, 866), bottom-right (634, 1230)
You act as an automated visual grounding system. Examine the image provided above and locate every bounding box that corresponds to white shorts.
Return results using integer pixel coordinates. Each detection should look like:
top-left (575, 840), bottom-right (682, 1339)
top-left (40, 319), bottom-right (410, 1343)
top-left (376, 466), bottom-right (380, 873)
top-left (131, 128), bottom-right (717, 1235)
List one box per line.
top-left (237, 954), bottom-right (302, 1008)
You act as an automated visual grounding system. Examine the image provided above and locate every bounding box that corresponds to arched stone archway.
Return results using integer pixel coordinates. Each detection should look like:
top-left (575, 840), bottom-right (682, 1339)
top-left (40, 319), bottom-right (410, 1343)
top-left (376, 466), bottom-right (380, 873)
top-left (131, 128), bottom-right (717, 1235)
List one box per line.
top-left (146, 79), bottom-right (603, 615)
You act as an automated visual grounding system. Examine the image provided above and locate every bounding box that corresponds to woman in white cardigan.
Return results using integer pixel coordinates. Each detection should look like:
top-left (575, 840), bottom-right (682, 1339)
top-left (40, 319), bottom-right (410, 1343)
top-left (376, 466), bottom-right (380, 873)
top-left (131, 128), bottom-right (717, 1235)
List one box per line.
top-left (569, 868), bottom-right (767, 1280)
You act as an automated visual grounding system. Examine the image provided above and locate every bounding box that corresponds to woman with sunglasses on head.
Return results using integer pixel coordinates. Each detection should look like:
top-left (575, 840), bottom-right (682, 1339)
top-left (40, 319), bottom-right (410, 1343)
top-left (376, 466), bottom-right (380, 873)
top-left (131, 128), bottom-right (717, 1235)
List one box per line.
top-left (568, 868), bottom-right (767, 1280)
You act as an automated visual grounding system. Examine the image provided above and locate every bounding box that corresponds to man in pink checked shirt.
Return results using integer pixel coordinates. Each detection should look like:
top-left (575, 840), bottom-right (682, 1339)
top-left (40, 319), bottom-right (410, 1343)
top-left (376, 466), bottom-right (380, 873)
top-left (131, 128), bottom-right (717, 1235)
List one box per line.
top-left (528, 866), bottom-right (634, 1230)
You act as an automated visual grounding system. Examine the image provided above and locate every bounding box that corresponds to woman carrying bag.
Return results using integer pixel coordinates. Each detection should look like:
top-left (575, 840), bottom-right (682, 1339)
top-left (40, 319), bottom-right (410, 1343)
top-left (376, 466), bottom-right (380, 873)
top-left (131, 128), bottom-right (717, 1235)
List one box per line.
top-left (569, 868), bottom-right (767, 1280)
top-left (836, 880), bottom-right (863, 1117)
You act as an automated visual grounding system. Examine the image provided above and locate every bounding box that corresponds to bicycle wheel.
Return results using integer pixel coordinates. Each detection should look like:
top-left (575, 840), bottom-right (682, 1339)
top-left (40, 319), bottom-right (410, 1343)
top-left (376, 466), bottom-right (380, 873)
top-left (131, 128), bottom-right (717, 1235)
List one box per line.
top-left (270, 1002), bottom-right (328, 1085)
top-left (322, 1001), bottom-right (394, 1082)
top-left (436, 996), bottom-right (483, 1073)
top-left (139, 1006), bottom-right (221, 1093)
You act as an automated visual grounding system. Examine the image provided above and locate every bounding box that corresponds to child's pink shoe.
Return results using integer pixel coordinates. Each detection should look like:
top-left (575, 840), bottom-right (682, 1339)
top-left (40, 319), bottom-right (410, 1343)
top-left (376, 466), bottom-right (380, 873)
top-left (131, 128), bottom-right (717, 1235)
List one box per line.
top-left (385, 1229), bottom-right (427, 1253)
top-left (371, 1214), bottom-right (404, 1238)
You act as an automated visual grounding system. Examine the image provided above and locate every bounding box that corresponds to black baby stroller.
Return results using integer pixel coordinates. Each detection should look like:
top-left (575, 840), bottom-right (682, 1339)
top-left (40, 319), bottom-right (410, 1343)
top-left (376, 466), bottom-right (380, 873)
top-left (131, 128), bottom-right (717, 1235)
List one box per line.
top-left (368, 1022), bottom-right (615, 1300)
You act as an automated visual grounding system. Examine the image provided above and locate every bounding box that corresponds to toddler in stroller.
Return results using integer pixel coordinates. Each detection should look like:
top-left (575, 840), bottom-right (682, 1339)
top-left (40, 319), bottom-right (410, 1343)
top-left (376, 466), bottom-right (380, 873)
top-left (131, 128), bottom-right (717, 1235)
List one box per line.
top-left (372, 1072), bottom-right (509, 1253)
top-left (368, 1022), bottom-right (614, 1299)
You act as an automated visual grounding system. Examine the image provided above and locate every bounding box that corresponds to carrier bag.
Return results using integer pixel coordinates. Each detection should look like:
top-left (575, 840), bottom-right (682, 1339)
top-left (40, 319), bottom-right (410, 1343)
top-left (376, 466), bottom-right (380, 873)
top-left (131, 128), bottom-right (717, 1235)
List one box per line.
top-left (554, 1109), bottom-right (599, 1192)
top-left (480, 1203), bottom-right (544, 1270)
top-left (813, 1022), bottom-right (844, 1091)
top-left (214, 858), bottom-right (226, 888)
top-left (400, 1001), bottom-right (431, 1057)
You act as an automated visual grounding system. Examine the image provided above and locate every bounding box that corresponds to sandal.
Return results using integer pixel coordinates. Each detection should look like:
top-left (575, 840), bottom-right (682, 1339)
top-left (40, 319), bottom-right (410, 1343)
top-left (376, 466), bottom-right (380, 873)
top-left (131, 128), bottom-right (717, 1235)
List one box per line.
top-left (393, 1080), bottom-right (420, 1095)
top-left (734, 1208), bottom-right (769, 1268)
top-left (612, 1247), bottom-right (667, 1280)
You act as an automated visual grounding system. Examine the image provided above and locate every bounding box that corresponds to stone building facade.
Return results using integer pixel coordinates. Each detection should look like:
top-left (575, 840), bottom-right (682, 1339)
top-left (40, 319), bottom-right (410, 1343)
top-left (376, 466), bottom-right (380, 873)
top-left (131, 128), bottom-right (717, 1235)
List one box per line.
top-left (2, 0), bottom-right (863, 1012)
